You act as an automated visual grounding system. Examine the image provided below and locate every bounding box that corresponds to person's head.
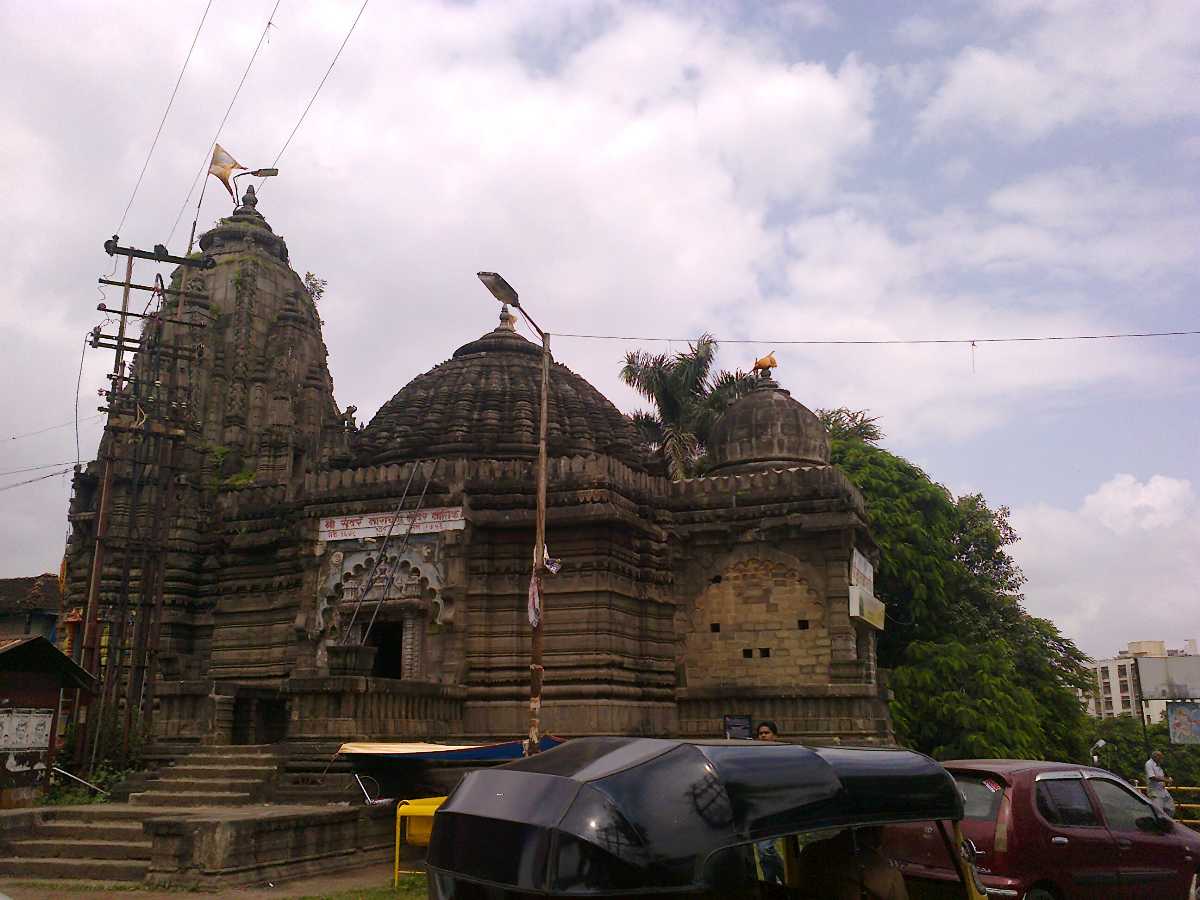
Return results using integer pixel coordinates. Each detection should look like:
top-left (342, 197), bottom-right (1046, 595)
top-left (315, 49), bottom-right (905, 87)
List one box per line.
top-left (1153, 750), bottom-right (1164, 763)
top-left (756, 721), bottom-right (779, 741)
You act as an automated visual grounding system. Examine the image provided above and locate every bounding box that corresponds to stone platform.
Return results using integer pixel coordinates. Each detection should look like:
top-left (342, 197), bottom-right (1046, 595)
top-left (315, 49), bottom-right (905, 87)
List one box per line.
top-left (0, 801), bottom-right (393, 889)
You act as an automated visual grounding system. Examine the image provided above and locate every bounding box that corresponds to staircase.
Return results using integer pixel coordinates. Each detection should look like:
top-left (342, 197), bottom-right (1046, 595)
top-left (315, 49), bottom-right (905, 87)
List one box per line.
top-left (0, 805), bottom-right (152, 882)
top-left (130, 744), bottom-right (281, 807)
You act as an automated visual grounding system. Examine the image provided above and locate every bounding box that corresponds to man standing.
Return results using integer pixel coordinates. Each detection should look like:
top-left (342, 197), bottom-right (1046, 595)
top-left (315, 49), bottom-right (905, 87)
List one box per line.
top-left (754, 721), bottom-right (786, 885)
top-left (1144, 750), bottom-right (1176, 818)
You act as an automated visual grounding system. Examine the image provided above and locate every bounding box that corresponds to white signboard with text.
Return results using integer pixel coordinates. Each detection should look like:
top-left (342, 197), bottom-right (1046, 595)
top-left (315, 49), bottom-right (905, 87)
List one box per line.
top-left (0, 708), bottom-right (54, 751)
top-left (318, 508), bottom-right (465, 542)
top-left (849, 549), bottom-right (885, 630)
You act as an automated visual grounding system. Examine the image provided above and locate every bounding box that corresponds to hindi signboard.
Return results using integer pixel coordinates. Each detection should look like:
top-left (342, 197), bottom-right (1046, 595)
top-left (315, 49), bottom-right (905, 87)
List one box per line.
top-left (1167, 702), bottom-right (1200, 746)
top-left (318, 508), bottom-right (465, 542)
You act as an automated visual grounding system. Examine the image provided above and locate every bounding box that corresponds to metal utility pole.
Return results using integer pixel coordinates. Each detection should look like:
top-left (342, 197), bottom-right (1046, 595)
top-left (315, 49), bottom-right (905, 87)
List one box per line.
top-left (73, 237), bottom-right (209, 768)
top-left (477, 272), bottom-right (550, 755)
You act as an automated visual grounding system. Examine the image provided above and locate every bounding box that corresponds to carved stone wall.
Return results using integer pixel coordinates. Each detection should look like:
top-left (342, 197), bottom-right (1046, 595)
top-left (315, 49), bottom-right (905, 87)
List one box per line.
top-left (682, 557), bottom-right (830, 690)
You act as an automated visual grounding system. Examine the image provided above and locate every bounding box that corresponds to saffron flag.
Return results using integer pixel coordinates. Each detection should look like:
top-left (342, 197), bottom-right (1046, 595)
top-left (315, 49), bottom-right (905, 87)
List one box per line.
top-left (208, 143), bottom-right (246, 199)
top-left (528, 573), bottom-right (542, 628)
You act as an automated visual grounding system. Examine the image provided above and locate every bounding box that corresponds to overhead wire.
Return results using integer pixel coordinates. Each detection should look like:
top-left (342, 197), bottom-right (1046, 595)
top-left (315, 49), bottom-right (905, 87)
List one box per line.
top-left (0, 461), bottom-right (79, 478)
top-left (166, 0), bottom-right (284, 245)
top-left (7, 414), bottom-right (103, 443)
top-left (553, 328), bottom-right (1200, 346)
top-left (114, 0), bottom-right (215, 235)
top-left (259, 0), bottom-right (370, 190)
top-left (0, 468), bottom-right (74, 493)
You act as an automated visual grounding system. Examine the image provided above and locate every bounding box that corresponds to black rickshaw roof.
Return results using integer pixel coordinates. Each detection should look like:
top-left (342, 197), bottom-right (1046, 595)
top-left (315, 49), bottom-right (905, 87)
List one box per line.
top-left (426, 736), bottom-right (962, 896)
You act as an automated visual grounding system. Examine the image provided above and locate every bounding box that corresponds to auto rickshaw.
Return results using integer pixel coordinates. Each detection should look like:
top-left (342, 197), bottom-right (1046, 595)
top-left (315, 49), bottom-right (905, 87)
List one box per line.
top-left (426, 736), bottom-right (987, 899)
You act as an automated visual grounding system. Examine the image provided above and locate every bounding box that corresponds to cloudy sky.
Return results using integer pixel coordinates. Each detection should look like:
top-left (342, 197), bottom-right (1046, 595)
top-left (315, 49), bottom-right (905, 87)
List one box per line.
top-left (2, 0), bottom-right (1197, 659)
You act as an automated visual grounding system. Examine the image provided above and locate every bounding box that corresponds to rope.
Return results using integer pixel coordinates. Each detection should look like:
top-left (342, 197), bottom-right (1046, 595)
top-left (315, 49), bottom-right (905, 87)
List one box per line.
top-left (361, 460), bottom-right (437, 647)
top-left (259, 0), bottom-right (369, 191)
top-left (339, 461), bottom-right (419, 642)
top-left (166, 0), bottom-right (284, 245)
top-left (115, 0), bottom-right (214, 235)
top-left (555, 329), bottom-right (1200, 346)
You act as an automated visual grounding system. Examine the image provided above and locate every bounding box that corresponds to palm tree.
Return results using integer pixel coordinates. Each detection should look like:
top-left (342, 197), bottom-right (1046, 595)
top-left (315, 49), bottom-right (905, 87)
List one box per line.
top-left (620, 334), bottom-right (756, 478)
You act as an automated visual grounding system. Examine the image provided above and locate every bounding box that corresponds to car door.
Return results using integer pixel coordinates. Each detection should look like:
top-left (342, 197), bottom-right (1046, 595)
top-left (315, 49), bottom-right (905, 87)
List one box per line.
top-left (1086, 776), bottom-right (1190, 900)
top-left (1032, 772), bottom-right (1122, 899)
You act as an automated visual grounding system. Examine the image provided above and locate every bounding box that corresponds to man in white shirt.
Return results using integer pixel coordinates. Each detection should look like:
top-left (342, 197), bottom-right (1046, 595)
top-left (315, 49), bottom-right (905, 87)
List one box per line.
top-left (1144, 750), bottom-right (1175, 818)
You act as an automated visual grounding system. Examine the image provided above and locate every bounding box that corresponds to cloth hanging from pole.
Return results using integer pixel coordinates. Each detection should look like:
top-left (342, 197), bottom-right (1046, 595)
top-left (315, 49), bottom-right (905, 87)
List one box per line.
top-left (528, 573), bottom-right (542, 628)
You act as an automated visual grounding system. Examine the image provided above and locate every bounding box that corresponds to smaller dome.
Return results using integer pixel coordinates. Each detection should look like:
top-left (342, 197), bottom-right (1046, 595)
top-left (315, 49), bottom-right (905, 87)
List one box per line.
top-left (706, 378), bottom-right (830, 474)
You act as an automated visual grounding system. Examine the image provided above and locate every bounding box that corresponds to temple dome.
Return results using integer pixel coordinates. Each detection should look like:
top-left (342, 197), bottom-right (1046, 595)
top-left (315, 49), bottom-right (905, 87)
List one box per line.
top-left (357, 309), bottom-right (646, 468)
top-left (706, 378), bottom-right (830, 474)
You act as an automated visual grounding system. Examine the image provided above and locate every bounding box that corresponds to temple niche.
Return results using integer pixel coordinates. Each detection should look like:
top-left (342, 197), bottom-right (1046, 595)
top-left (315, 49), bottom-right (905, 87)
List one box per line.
top-left (61, 188), bottom-right (892, 783)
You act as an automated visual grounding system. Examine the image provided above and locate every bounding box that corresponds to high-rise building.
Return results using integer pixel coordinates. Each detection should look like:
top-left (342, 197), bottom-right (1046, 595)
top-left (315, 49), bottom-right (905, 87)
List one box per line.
top-left (1085, 639), bottom-right (1199, 723)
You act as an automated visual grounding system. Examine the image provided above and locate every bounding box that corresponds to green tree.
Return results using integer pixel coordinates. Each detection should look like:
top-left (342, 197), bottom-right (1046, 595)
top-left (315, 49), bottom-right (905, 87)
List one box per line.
top-left (827, 411), bottom-right (1091, 761)
top-left (303, 271), bottom-right (327, 304)
top-left (816, 407), bottom-right (884, 444)
top-left (1082, 716), bottom-right (1200, 788)
top-left (620, 335), bottom-right (755, 478)
top-left (891, 640), bottom-right (1045, 759)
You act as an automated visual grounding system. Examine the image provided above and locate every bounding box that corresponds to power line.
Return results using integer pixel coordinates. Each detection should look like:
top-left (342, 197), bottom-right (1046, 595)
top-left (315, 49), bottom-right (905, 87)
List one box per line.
top-left (554, 328), bottom-right (1200, 346)
top-left (115, 0), bottom-right (215, 235)
top-left (0, 461), bottom-right (79, 478)
top-left (0, 468), bottom-right (74, 494)
top-left (260, 0), bottom-right (369, 189)
top-left (166, 0), bottom-right (284, 245)
top-left (6, 414), bottom-right (103, 443)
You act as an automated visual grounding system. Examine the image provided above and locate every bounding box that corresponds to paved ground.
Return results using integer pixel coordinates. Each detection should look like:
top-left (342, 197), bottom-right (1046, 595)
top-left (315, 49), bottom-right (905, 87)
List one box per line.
top-left (0, 863), bottom-right (425, 900)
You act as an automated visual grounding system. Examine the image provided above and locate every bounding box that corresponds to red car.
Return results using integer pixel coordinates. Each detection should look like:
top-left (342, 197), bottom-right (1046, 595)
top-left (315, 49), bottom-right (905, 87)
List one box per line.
top-left (884, 759), bottom-right (1200, 900)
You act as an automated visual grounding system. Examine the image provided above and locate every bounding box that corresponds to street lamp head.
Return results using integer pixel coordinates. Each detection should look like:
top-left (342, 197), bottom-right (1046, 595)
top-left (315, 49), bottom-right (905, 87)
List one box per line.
top-left (250, 168), bottom-right (279, 177)
top-left (477, 271), bottom-right (520, 308)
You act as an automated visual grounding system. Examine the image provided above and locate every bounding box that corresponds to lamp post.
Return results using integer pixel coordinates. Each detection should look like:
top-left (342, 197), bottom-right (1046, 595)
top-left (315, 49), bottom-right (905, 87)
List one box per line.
top-left (232, 167), bottom-right (279, 202)
top-left (477, 272), bottom-right (550, 756)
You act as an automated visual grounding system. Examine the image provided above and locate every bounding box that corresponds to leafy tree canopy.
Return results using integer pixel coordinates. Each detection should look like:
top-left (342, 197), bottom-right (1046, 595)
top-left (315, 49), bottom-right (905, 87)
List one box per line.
top-left (619, 337), bottom-right (1095, 762)
top-left (620, 335), bottom-right (756, 478)
top-left (822, 408), bottom-right (1093, 761)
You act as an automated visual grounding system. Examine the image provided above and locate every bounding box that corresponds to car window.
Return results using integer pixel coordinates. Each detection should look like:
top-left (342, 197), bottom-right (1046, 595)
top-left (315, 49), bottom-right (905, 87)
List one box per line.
top-left (952, 774), bottom-right (1003, 821)
top-left (1036, 779), bottom-right (1100, 827)
top-left (1089, 779), bottom-right (1156, 833)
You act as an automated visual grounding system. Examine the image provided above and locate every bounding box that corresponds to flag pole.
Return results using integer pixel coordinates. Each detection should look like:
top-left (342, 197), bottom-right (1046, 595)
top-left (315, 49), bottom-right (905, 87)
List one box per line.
top-left (185, 151), bottom-right (213, 256)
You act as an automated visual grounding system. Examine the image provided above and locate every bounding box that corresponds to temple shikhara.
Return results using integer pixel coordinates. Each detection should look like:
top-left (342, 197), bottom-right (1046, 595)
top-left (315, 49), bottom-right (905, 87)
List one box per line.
top-left (62, 188), bottom-right (892, 777)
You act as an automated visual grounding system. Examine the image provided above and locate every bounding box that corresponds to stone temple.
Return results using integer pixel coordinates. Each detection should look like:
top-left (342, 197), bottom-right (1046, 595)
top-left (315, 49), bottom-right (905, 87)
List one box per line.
top-left (63, 188), bottom-right (892, 780)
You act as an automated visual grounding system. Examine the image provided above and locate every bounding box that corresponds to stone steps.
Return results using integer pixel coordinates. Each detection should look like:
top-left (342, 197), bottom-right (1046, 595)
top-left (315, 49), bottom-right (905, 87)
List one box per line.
top-left (130, 743), bottom-right (282, 807)
top-left (153, 777), bottom-right (262, 792)
top-left (0, 856), bottom-right (149, 881)
top-left (129, 789), bottom-right (253, 806)
top-left (163, 764), bottom-right (276, 778)
top-left (7, 837), bottom-right (153, 860)
top-left (35, 821), bottom-right (147, 843)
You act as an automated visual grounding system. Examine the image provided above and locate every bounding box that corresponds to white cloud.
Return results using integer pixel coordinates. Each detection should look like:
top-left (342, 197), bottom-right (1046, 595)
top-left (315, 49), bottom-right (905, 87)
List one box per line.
top-left (919, 1), bottom-right (1200, 140)
top-left (1010, 474), bottom-right (1200, 657)
top-left (893, 15), bottom-right (952, 49)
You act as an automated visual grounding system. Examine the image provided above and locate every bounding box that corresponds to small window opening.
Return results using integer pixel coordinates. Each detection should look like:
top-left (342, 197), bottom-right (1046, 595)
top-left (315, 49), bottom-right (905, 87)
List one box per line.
top-left (797, 619), bottom-right (810, 630)
top-left (710, 623), bottom-right (721, 633)
top-left (742, 648), bottom-right (753, 659)
top-left (711, 575), bottom-right (723, 584)
top-left (759, 648), bottom-right (771, 658)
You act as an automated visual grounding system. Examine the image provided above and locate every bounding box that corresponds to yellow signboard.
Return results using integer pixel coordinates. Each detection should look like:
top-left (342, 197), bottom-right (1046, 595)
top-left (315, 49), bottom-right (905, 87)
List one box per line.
top-left (848, 585), bottom-right (886, 630)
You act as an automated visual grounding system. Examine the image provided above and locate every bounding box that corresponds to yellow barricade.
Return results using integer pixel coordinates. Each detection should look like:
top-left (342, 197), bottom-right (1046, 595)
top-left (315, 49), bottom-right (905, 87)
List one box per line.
top-left (395, 796), bottom-right (447, 886)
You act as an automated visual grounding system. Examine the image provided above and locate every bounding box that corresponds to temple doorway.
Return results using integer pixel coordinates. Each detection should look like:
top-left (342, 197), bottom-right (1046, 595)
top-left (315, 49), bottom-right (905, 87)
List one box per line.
top-left (368, 622), bottom-right (405, 679)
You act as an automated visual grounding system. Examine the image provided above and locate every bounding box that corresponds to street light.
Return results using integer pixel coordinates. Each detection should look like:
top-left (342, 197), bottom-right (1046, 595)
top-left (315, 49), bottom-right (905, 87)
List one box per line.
top-left (232, 167), bottom-right (279, 200)
top-left (477, 272), bottom-right (550, 756)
